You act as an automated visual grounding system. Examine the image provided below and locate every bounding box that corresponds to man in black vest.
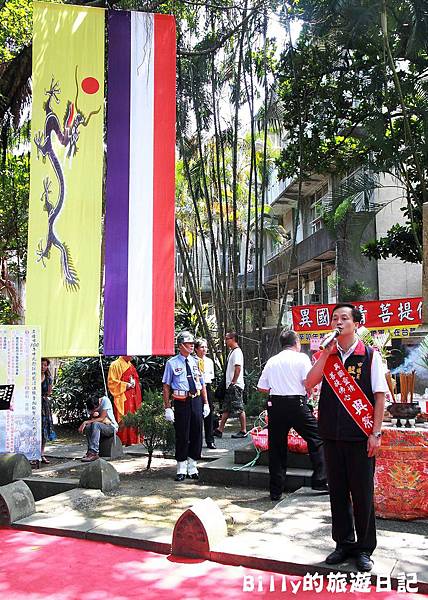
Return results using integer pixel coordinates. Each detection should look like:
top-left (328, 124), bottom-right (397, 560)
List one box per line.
top-left (306, 304), bottom-right (387, 572)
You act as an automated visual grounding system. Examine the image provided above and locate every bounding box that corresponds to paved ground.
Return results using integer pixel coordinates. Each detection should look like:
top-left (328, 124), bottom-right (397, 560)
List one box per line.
top-left (39, 419), bottom-right (275, 536)
top-left (17, 422), bottom-right (428, 593)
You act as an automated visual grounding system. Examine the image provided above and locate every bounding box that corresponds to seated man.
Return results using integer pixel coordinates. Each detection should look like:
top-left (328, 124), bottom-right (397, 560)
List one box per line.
top-left (78, 396), bottom-right (119, 462)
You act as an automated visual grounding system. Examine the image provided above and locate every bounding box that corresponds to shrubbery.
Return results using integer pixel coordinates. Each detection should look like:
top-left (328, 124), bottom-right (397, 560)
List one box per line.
top-left (243, 367), bottom-right (266, 417)
top-left (122, 389), bottom-right (175, 469)
top-left (245, 389), bottom-right (266, 418)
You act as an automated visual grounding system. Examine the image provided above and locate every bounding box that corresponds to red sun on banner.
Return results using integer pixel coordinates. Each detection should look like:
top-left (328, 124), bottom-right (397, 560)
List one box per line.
top-left (82, 77), bottom-right (99, 94)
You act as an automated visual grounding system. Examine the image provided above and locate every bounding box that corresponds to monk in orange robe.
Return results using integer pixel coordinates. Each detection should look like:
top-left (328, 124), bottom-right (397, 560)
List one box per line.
top-left (107, 356), bottom-right (142, 446)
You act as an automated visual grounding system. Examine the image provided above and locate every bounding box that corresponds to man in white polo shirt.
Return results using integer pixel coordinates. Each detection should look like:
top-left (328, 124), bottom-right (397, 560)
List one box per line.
top-left (257, 329), bottom-right (327, 501)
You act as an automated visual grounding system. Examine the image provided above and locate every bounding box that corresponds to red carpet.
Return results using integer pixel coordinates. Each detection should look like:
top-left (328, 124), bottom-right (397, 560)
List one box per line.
top-left (0, 528), bottom-right (425, 599)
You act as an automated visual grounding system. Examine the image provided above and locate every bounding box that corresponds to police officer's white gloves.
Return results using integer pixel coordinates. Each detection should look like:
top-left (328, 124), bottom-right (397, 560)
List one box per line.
top-left (164, 407), bottom-right (174, 422)
top-left (203, 404), bottom-right (210, 418)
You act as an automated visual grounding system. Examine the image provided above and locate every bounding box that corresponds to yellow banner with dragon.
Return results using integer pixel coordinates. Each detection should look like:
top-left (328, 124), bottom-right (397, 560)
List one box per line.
top-left (26, 3), bottom-right (105, 357)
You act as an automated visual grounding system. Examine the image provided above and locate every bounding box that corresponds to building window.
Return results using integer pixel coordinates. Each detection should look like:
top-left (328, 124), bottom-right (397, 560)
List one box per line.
top-left (310, 183), bottom-right (328, 234)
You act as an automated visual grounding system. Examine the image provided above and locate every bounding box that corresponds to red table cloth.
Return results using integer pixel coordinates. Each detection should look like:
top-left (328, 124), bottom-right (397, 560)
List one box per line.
top-left (374, 426), bottom-right (428, 520)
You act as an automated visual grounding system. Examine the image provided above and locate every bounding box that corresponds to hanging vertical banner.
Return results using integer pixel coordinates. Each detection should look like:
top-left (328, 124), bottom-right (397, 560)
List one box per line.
top-left (0, 326), bottom-right (41, 461)
top-left (26, 2), bottom-right (105, 357)
top-left (104, 11), bottom-right (176, 356)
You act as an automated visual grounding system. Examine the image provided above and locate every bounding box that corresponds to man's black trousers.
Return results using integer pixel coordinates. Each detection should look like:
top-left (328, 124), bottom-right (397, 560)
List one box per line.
top-left (324, 439), bottom-right (376, 554)
top-left (203, 384), bottom-right (215, 445)
top-left (174, 395), bottom-right (203, 462)
top-left (267, 395), bottom-right (326, 497)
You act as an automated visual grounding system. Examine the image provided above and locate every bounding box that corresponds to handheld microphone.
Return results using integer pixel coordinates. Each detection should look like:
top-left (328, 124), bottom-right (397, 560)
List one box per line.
top-left (319, 328), bottom-right (341, 350)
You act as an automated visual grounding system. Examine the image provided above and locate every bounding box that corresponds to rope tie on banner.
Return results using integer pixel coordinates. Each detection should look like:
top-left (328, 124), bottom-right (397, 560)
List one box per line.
top-left (99, 355), bottom-right (108, 397)
top-left (232, 410), bottom-right (268, 471)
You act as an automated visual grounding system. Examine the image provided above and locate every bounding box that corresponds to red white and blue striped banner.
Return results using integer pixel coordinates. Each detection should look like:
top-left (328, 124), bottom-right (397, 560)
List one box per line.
top-left (104, 10), bottom-right (176, 356)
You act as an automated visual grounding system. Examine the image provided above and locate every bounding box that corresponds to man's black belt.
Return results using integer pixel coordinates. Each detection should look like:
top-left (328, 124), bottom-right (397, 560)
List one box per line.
top-left (270, 395), bottom-right (307, 401)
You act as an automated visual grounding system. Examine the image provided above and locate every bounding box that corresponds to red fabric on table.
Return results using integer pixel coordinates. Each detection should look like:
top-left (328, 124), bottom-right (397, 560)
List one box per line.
top-left (374, 427), bottom-right (428, 520)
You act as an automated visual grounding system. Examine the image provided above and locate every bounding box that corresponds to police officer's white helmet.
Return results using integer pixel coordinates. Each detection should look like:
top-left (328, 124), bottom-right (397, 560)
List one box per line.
top-left (176, 331), bottom-right (195, 345)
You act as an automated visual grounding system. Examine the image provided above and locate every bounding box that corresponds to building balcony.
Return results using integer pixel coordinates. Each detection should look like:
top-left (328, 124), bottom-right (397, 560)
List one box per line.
top-left (199, 270), bottom-right (255, 294)
top-left (264, 227), bottom-right (336, 287)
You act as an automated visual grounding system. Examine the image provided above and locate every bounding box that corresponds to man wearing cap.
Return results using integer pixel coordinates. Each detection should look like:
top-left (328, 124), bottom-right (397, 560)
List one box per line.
top-left (162, 331), bottom-right (210, 481)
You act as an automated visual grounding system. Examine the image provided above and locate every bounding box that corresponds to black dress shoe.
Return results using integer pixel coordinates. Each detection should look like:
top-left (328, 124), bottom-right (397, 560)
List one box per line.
top-left (174, 474), bottom-right (186, 482)
top-left (207, 443), bottom-right (216, 449)
top-left (325, 547), bottom-right (350, 565)
top-left (188, 473), bottom-right (199, 480)
top-left (213, 429), bottom-right (223, 438)
top-left (356, 553), bottom-right (373, 572)
top-left (270, 494), bottom-right (282, 501)
top-left (312, 481), bottom-right (329, 492)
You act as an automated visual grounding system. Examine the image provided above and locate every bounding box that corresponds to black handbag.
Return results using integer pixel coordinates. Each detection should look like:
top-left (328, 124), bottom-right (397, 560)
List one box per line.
top-left (214, 348), bottom-right (236, 401)
top-left (214, 376), bottom-right (226, 400)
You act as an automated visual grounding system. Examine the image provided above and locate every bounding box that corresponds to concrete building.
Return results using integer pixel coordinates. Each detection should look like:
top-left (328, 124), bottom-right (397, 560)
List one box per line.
top-left (261, 168), bottom-right (422, 331)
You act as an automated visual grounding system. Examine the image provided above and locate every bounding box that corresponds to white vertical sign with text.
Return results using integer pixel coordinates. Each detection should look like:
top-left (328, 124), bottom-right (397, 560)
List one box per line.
top-left (0, 326), bottom-right (41, 460)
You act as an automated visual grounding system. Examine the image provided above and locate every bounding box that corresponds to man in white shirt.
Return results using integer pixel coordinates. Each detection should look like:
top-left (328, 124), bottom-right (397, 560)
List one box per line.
top-left (306, 303), bottom-right (388, 572)
top-left (257, 329), bottom-right (327, 501)
top-left (195, 338), bottom-right (216, 449)
top-left (79, 396), bottom-right (119, 462)
top-left (213, 331), bottom-right (247, 439)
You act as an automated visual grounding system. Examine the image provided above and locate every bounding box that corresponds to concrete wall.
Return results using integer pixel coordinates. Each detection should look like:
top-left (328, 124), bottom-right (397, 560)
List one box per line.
top-left (375, 174), bottom-right (422, 299)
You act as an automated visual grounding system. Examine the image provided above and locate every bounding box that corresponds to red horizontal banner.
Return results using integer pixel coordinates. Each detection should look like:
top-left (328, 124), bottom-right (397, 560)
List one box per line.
top-left (292, 297), bottom-right (423, 333)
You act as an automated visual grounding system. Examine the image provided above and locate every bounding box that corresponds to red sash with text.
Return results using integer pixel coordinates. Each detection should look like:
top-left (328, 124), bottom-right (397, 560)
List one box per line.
top-left (323, 355), bottom-right (374, 436)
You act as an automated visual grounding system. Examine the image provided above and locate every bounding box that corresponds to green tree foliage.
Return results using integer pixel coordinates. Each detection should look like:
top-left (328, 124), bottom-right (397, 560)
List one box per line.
top-left (340, 279), bottom-right (373, 302)
top-left (0, 150), bottom-right (29, 322)
top-left (175, 286), bottom-right (216, 339)
top-left (0, 0), bottom-right (32, 322)
top-left (0, 0), bottom-right (32, 62)
top-left (275, 0), bottom-right (428, 263)
top-left (0, 151), bottom-right (29, 277)
top-left (122, 389), bottom-right (175, 469)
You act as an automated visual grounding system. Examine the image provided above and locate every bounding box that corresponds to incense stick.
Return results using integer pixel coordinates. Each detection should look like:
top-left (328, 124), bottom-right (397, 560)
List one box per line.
top-left (385, 372), bottom-right (396, 402)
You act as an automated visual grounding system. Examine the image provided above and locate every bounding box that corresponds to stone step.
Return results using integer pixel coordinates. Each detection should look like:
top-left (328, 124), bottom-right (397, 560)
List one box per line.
top-left (234, 443), bottom-right (312, 469)
top-left (23, 477), bottom-right (79, 501)
top-left (198, 454), bottom-right (313, 491)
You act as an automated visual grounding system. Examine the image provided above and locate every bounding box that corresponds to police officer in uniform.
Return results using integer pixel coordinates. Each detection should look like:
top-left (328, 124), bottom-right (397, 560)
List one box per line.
top-left (162, 331), bottom-right (210, 481)
top-left (257, 329), bottom-right (328, 501)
